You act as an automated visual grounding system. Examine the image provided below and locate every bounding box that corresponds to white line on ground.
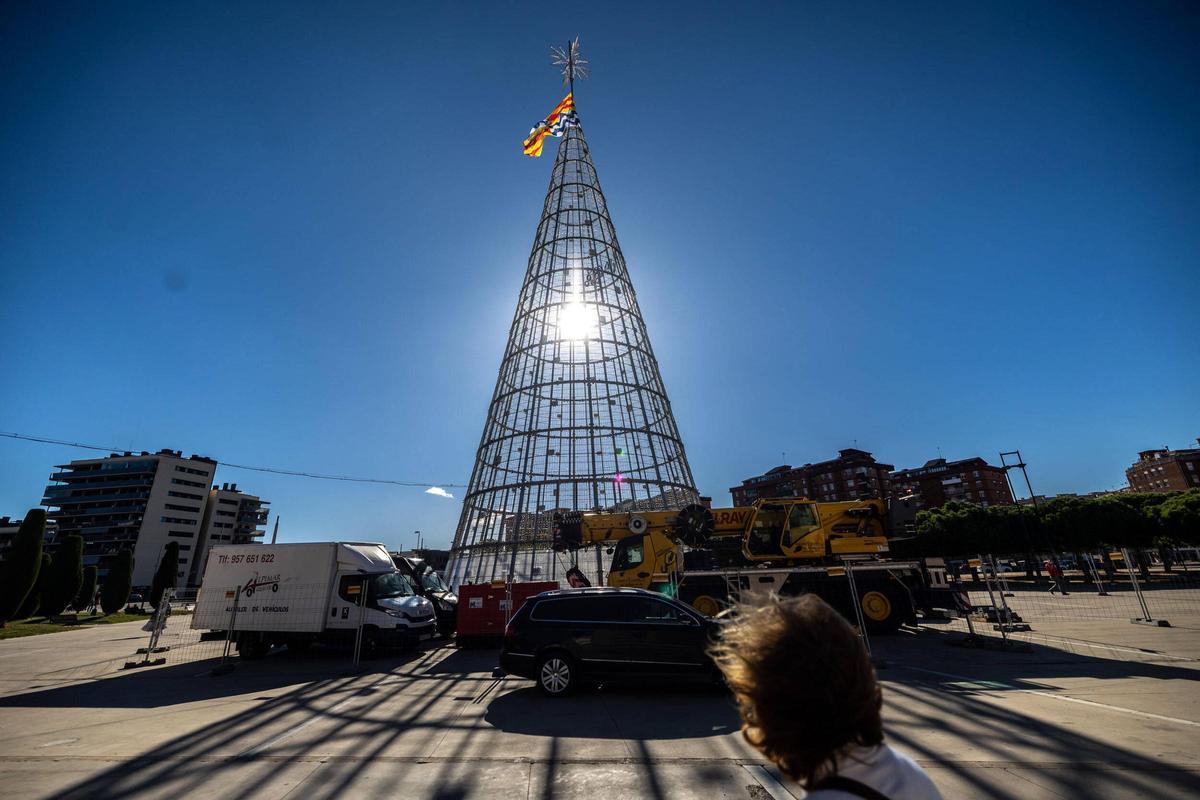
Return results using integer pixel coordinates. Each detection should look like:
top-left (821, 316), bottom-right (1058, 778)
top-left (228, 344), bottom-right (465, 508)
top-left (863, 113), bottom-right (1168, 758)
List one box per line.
top-left (1025, 633), bottom-right (1196, 661)
top-left (239, 690), bottom-right (366, 756)
top-left (742, 764), bottom-right (800, 799)
top-left (896, 665), bottom-right (1200, 728)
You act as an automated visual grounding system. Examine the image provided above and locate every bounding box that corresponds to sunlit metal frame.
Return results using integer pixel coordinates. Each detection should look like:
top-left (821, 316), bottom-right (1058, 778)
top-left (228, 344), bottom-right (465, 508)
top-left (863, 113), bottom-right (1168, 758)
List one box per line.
top-left (446, 97), bottom-right (698, 588)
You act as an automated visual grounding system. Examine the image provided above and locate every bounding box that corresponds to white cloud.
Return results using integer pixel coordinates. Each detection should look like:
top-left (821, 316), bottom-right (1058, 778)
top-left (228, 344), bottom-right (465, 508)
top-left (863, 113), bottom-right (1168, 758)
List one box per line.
top-left (425, 486), bottom-right (454, 499)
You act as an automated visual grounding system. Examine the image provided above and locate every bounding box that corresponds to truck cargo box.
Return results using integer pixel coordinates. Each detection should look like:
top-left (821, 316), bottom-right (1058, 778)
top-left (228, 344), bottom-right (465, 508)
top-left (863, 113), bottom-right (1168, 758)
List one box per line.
top-left (192, 542), bottom-right (395, 633)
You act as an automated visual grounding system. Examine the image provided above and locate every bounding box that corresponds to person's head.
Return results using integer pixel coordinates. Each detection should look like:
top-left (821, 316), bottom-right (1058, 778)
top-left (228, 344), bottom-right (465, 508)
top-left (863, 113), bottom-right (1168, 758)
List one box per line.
top-left (709, 593), bottom-right (882, 787)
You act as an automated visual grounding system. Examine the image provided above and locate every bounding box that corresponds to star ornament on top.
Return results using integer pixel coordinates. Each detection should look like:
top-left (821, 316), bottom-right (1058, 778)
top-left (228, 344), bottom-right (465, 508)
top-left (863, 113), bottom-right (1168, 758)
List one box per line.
top-left (551, 37), bottom-right (590, 87)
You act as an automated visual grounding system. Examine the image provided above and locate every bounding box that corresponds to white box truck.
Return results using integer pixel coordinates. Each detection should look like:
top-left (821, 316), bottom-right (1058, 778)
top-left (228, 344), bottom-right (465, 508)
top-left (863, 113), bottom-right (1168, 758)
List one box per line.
top-left (192, 542), bottom-right (435, 658)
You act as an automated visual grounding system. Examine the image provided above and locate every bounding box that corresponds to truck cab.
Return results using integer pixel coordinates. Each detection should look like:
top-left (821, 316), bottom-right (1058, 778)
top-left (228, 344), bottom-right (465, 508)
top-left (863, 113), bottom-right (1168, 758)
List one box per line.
top-left (391, 553), bottom-right (458, 637)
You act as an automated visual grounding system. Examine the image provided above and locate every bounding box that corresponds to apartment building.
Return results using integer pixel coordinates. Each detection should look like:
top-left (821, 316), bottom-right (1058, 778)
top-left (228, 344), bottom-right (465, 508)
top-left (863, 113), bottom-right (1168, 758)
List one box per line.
top-left (41, 449), bottom-right (218, 587)
top-left (730, 449), bottom-right (894, 506)
top-left (189, 483), bottom-right (270, 584)
top-left (890, 456), bottom-right (1014, 510)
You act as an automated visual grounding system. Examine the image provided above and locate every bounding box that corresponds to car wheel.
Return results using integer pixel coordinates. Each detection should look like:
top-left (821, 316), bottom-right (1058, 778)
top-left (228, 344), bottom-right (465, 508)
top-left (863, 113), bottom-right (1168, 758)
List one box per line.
top-left (536, 652), bottom-right (576, 697)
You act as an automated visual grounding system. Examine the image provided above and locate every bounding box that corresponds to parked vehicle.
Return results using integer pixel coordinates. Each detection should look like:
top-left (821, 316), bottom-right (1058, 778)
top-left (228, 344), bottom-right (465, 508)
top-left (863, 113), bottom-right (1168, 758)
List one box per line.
top-left (499, 587), bottom-right (721, 696)
top-left (192, 542), bottom-right (435, 658)
top-left (553, 499), bottom-right (957, 633)
top-left (391, 553), bottom-right (458, 637)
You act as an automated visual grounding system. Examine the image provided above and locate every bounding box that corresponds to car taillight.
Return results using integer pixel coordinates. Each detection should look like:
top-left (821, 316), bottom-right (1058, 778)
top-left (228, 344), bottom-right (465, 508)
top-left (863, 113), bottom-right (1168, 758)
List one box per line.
top-left (503, 619), bottom-right (515, 643)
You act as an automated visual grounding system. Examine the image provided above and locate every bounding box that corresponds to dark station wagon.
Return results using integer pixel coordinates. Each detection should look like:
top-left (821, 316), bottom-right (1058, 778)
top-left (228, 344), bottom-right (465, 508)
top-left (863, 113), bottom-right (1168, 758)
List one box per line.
top-left (499, 587), bottom-right (721, 696)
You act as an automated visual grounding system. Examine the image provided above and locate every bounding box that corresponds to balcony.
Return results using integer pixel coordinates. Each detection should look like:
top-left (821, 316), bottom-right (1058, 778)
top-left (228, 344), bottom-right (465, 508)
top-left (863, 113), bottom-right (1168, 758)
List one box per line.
top-left (52, 506), bottom-right (145, 520)
top-left (43, 490), bottom-right (151, 505)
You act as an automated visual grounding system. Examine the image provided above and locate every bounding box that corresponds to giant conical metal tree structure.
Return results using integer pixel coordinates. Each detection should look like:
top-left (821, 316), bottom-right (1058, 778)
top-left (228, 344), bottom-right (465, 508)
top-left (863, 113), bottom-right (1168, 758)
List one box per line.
top-left (445, 43), bottom-right (698, 587)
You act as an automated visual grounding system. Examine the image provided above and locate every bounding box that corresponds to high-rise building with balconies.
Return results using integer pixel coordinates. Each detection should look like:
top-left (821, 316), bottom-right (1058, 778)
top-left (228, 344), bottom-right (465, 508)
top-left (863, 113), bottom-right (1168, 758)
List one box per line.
top-left (41, 449), bottom-right (218, 588)
top-left (190, 483), bottom-right (270, 585)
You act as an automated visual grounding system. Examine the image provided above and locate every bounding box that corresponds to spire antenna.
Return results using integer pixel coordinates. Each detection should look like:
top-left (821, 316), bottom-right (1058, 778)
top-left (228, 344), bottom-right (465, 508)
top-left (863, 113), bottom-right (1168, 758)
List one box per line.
top-left (551, 37), bottom-right (589, 95)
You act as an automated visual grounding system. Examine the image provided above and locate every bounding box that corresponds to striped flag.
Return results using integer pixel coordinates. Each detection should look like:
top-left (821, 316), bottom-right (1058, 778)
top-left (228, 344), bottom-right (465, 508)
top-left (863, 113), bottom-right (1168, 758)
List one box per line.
top-left (523, 93), bottom-right (579, 157)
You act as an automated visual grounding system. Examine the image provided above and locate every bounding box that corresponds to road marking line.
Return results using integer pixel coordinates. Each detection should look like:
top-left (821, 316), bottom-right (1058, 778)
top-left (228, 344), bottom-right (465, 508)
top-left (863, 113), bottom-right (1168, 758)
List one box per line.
top-left (742, 764), bottom-right (799, 799)
top-left (239, 691), bottom-right (365, 756)
top-left (897, 665), bottom-right (1200, 728)
top-left (37, 739), bottom-right (78, 747)
top-left (1028, 633), bottom-right (1196, 661)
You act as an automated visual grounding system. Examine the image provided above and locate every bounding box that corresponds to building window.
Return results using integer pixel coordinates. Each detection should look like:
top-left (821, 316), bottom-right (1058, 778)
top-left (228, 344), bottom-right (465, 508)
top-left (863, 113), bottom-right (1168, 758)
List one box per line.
top-left (168, 490), bottom-right (203, 500)
top-left (164, 503), bottom-right (200, 513)
top-left (171, 477), bottom-right (206, 488)
top-left (161, 516), bottom-right (195, 525)
top-left (168, 530), bottom-right (194, 538)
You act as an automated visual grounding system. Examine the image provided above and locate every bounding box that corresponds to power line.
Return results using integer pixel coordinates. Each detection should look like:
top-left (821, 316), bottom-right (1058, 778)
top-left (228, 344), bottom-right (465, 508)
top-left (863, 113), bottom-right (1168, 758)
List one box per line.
top-left (0, 431), bottom-right (468, 489)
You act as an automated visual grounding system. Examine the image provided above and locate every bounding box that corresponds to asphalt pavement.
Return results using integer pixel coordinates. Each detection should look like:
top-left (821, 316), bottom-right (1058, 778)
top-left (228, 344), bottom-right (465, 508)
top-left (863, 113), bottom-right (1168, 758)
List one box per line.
top-left (1, 612), bottom-right (1198, 799)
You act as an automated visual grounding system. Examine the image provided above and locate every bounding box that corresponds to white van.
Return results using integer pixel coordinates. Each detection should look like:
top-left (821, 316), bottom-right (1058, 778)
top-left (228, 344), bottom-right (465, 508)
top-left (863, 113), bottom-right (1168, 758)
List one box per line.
top-left (192, 542), bottom-right (435, 657)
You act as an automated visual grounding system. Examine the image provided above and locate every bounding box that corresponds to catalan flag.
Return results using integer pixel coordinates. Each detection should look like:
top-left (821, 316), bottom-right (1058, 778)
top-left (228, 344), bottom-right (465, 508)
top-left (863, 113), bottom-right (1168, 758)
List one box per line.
top-left (523, 93), bottom-right (579, 157)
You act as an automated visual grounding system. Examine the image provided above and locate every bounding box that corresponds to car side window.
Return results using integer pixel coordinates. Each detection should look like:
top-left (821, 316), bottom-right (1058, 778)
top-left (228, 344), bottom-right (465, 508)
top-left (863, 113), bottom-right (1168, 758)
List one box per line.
top-left (626, 597), bottom-right (689, 624)
top-left (531, 598), bottom-right (580, 621)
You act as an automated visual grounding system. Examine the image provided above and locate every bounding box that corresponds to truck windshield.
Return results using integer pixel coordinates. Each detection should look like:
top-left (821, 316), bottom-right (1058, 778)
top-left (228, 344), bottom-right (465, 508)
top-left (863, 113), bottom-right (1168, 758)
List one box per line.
top-left (419, 570), bottom-right (448, 592)
top-left (370, 572), bottom-right (414, 600)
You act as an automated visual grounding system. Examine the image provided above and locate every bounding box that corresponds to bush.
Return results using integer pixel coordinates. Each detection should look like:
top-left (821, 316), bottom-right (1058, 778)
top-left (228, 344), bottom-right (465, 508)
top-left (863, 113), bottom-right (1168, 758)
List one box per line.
top-left (74, 565), bottom-right (99, 612)
top-left (0, 509), bottom-right (46, 627)
top-left (100, 550), bottom-right (134, 615)
top-left (40, 535), bottom-right (84, 618)
top-left (16, 553), bottom-right (53, 620)
top-left (150, 541), bottom-right (180, 610)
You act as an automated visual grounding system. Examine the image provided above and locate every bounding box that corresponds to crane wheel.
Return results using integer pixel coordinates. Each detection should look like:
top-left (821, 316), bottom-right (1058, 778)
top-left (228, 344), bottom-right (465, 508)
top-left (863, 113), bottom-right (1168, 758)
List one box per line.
top-left (674, 504), bottom-right (715, 548)
top-left (859, 586), bottom-right (906, 634)
top-left (627, 515), bottom-right (649, 534)
top-left (690, 595), bottom-right (722, 617)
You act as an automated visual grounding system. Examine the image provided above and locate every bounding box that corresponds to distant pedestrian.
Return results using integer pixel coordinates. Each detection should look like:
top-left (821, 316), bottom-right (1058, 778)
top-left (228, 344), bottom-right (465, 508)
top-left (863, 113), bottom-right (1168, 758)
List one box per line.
top-left (1045, 559), bottom-right (1069, 595)
top-left (710, 594), bottom-right (943, 799)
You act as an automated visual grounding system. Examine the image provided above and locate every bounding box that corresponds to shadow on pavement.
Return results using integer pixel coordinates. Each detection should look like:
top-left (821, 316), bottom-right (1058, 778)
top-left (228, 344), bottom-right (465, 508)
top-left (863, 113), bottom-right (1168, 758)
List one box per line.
top-left (485, 683), bottom-right (739, 740)
top-left (0, 647), bottom-right (436, 709)
top-left (11, 632), bottom-right (1199, 800)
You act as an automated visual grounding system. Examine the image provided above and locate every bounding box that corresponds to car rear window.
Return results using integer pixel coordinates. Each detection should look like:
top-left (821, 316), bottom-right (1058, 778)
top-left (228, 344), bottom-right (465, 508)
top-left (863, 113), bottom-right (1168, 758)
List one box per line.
top-left (530, 596), bottom-right (621, 622)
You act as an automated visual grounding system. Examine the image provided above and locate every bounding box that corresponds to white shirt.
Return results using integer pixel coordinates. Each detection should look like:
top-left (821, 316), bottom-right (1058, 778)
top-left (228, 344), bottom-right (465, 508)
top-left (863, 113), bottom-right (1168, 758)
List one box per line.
top-left (803, 744), bottom-right (943, 800)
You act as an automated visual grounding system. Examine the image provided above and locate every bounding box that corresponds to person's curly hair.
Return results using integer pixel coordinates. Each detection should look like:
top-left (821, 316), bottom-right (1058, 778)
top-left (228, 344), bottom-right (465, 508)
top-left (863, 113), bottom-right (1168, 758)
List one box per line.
top-left (708, 593), bottom-right (883, 787)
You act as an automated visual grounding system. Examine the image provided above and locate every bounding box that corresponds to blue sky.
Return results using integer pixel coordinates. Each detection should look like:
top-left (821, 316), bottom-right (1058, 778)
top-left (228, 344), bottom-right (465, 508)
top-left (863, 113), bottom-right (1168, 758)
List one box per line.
top-left (2, 2), bottom-right (1197, 550)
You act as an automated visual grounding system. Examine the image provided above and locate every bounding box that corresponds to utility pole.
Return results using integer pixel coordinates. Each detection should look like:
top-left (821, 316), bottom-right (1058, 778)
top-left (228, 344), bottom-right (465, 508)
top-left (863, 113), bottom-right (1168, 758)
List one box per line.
top-left (270, 516), bottom-right (280, 545)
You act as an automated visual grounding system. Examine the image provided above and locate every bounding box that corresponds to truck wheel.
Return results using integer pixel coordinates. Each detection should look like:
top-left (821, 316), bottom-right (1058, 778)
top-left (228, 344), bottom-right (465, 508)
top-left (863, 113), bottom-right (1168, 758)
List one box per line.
top-left (859, 586), bottom-right (907, 635)
top-left (536, 651), bottom-right (577, 697)
top-left (286, 637), bottom-right (312, 655)
top-left (236, 633), bottom-right (271, 660)
top-left (359, 629), bottom-right (381, 659)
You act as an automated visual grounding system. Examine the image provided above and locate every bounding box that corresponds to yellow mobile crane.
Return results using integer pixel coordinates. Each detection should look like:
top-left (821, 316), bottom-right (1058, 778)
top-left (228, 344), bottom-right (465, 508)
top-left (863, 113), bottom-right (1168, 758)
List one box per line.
top-left (553, 498), bottom-right (948, 633)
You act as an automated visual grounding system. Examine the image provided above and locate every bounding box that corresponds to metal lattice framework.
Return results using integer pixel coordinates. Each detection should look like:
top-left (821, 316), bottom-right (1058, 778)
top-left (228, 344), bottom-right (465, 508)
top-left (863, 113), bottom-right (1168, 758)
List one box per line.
top-left (446, 90), bottom-right (698, 588)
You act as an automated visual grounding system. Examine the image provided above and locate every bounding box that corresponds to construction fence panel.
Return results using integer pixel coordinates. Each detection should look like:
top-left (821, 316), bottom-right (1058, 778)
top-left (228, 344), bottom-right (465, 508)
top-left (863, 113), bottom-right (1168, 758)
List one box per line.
top-left (923, 551), bottom-right (1200, 660)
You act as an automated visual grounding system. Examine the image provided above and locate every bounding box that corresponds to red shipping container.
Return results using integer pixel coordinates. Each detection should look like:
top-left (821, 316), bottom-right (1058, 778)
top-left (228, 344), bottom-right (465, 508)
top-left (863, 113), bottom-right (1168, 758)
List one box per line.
top-left (456, 581), bottom-right (558, 644)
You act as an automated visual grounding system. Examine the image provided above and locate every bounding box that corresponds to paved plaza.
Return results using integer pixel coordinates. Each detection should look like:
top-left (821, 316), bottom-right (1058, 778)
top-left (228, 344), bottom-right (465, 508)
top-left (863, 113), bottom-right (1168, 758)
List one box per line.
top-left (1, 609), bottom-right (1198, 799)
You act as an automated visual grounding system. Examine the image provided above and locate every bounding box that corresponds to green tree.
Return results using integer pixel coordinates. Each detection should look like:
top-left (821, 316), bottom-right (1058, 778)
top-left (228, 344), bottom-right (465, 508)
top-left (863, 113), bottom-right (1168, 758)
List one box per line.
top-left (1158, 489), bottom-right (1200, 545)
top-left (0, 509), bottom-right (46, 627)
top-left (40, 535), bottom-right (84, 618)
top-left (149, 542), bottom-right (180, 610)
top-left (100, 550), bottom-right (134, 615)
top-left (74, 565), bottom-right (99, 612)
top-left (16, 553), bottom-right (53, 620)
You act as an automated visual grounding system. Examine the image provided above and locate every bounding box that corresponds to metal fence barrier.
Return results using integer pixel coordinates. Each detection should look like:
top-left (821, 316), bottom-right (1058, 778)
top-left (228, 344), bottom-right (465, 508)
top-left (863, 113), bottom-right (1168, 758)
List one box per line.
top-left (927, 550), bottom-right (1200, 659)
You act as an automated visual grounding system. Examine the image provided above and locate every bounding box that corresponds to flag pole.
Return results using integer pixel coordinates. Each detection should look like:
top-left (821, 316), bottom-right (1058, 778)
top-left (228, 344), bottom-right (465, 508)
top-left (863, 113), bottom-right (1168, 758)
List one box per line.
top-left (567, 40), bottom-right (575, 100)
